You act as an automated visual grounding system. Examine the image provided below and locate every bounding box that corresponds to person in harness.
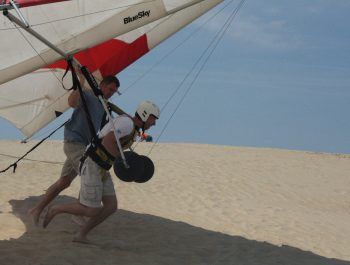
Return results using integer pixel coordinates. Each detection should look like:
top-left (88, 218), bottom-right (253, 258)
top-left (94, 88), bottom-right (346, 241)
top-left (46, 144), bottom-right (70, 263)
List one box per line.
top-left (43, 101), bottom-right (160, 244)
top-left (28, 75), bottom-right (120, 226)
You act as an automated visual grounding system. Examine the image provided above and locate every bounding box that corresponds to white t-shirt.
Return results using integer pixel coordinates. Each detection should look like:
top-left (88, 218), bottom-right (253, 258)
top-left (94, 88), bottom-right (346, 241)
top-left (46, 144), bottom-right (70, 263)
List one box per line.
top-left (98, 115), bottom-right (134, 140)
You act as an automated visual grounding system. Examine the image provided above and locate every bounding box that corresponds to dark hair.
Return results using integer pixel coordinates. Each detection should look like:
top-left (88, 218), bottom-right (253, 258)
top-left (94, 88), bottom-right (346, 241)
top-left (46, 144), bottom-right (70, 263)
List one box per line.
top-left (100, 75), bottom-right (120, 88)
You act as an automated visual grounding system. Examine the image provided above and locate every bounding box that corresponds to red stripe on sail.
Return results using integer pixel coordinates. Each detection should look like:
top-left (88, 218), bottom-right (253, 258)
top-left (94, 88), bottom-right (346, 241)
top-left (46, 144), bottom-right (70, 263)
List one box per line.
top-left (48, 35), bottom-right (150, 77)
top-left (5, 0), bottom-right (69, 8)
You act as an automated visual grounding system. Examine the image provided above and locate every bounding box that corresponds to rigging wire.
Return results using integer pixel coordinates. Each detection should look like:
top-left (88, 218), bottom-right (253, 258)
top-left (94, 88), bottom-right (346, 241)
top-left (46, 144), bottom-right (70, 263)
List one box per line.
top-left (126, 0), bottom-right (245, 155)
top-left (122, 0), bottom-right (242, 154)
top-left (9, 22), bottom-right (67, 89)
top-left (0, 120), bottom-right (67, 173)
top-left (119, 0), bottom-right (238, 96)
top-left (145, 0), bottom-right (246, 156)
top-left (24, 115), bottom-right (69, 141)
top-left (0, 153), bottom-right (63, 165)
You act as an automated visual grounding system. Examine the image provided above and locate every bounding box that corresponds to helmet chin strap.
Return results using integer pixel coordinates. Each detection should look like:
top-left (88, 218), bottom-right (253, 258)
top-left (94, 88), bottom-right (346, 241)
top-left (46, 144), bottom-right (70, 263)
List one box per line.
top-left (135, 113), bottom-right (146, 133)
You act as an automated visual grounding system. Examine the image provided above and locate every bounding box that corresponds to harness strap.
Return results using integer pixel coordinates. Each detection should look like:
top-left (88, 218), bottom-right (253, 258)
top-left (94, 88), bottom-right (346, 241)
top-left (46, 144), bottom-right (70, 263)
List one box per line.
top-left (82, 126), bottom-right (137, 171)
top-left (119, 128), bottom-right (137, 150)
top-left (84, 139), bottom-right (115, 170)
top-left (67, 60), bottom-right (98, 139)
top-left (80, 66), bottom-right (103, 98)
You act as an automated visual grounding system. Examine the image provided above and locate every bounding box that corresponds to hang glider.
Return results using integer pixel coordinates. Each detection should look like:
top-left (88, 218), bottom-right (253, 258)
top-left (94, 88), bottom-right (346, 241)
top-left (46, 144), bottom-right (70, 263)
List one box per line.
top-left (0, 0), bottom-right (223, 138)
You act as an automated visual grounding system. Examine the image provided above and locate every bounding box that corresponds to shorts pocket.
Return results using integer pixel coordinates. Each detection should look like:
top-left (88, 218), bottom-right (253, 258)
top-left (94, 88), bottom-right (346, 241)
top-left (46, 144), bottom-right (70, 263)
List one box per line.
top-left (82, 184), bottom-right (99, 200)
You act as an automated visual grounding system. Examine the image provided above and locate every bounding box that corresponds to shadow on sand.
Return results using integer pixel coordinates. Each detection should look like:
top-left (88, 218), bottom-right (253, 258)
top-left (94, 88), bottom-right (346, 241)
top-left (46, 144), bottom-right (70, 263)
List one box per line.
top-left (0, 195), bottom-right (348, 265)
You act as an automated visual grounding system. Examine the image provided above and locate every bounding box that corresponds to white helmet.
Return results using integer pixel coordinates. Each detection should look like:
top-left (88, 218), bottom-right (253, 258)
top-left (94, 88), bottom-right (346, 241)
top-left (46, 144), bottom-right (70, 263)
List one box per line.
top-left (136, 101), bottom-right (160, 122)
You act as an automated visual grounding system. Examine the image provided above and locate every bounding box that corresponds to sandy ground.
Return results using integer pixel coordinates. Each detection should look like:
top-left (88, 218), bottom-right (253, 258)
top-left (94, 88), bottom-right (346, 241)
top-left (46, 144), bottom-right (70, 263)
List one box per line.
top-left (0, 140), bottom-right (349, 265)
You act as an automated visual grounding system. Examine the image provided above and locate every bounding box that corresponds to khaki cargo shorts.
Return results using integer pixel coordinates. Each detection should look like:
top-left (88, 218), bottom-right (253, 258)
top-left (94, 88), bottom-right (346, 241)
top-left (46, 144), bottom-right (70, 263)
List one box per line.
top-left (79, 156), bottom-right (116, 208)
top-left (61, 141), bottom-right (86, 181)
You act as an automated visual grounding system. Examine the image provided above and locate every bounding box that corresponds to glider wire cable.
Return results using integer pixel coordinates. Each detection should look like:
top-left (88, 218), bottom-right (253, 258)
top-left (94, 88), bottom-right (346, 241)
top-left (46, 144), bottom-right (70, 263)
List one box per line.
top-left (144, 0), bottom-right (246, 156)
top-left (0, 121), bottom-right (66, 173)
top-left (12, 24), bottom-right (67, 89)
top-left (119, 0), bottom-right (238, 96)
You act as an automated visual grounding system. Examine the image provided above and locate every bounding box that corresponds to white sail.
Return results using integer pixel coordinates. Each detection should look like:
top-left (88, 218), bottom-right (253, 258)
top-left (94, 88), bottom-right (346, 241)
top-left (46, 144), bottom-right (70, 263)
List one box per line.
top-left (0, 0), bottom-right (223, 137)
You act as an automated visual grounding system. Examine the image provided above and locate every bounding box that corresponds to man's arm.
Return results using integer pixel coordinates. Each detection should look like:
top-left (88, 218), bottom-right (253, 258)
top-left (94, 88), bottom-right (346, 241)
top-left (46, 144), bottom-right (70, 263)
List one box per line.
top-left (101, 131), bottom-right (118, 158)
top-left (68, 64), bottom-right (90, 109)
top-left (68, 89), bottom-right (81, 109)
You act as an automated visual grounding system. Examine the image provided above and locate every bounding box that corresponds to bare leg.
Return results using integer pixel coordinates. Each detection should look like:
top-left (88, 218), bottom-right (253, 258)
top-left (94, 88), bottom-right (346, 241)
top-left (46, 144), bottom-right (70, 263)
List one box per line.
top-left (71, 215), bottom-right (88, 227)
top-left (43, 202), bottom-right (99, 228)
top-left (74, 195), bottom-right (117, 244)
top-left (28, 176), bottom-right (71, 226)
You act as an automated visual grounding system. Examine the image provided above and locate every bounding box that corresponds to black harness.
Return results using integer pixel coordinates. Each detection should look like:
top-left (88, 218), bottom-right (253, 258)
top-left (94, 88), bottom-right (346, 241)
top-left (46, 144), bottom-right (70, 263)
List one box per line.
top-left (79, 125), bottom-right (138, 173)
top-left (66, 60), bottom-right (117, 171)
top-left (80, 138), bottom-right (115, 171)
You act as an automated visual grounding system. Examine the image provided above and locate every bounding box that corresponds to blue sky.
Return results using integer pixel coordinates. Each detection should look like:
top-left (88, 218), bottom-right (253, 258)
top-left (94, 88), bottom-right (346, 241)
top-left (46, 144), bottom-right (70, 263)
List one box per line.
top-left (1, 0), bottom-right (349, 154)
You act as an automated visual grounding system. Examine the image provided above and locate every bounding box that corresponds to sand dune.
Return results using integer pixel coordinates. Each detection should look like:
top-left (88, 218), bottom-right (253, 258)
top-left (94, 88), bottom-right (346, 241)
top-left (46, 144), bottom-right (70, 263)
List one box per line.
top-left (0, 140), bottom-right (349, 264)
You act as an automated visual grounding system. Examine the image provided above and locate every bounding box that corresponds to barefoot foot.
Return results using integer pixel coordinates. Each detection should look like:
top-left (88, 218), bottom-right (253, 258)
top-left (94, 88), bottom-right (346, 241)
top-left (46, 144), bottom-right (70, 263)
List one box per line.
top-left (43, 206), bottom-right (57, 228)
top-left (73, 233), bottom-right (91, 244)
top-left (28, 208), bottom-right (40, 227)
